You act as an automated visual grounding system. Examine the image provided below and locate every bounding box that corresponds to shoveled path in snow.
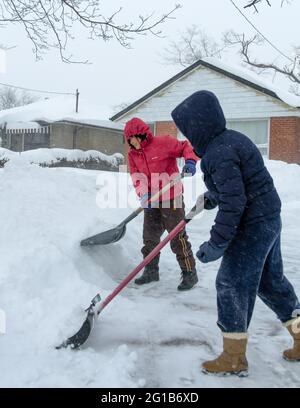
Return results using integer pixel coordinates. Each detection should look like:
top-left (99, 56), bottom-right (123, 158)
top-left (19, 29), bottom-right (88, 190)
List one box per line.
top-left (85, 206), bottom-right (300, 388)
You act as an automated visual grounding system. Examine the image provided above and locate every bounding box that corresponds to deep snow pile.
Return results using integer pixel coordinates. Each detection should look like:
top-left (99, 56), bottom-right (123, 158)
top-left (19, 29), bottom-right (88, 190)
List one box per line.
top-left (0, 157), bottom-right (144, 387)
top-left (0, 156), bottom-right (300, 388)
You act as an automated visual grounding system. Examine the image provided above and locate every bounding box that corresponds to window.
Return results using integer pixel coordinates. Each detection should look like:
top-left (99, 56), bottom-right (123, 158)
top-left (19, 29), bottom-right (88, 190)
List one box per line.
top-left (178, 119), bottom-right (269, 157)
top-left (227, 119), bottom-right (269, 156)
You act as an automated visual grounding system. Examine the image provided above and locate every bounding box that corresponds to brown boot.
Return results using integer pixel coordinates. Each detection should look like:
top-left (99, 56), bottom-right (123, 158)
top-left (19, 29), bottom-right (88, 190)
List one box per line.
top-left (202, 333), bottom-right (248, 376)
top-left (283, 317), bottom-right (300, 362)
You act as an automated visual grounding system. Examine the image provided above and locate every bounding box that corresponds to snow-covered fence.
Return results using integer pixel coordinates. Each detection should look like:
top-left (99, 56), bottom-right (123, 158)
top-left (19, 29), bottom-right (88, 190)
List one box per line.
top-left (0, 148), bottom-right (124, 171)
top-left (1, 124), bottom-right (50, 151)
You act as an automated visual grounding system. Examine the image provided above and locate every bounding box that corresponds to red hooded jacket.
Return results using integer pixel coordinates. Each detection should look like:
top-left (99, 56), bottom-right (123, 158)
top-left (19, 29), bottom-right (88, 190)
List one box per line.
top-left (124, 118), bottom-right (198, 201)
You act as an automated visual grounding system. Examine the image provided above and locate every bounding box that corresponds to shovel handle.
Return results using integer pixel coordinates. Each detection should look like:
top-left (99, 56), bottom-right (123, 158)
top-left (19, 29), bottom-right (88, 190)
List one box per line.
top-left (122, 173), bottom-right (183, 225)
top-left (147, 173), bottom-right (183, 205)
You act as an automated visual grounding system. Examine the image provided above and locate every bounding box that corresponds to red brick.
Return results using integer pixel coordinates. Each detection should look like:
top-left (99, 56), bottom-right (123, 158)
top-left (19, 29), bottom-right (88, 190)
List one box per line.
top-left (269, 117), bottom-right (300, 164)
top-left (155, 121), bottom-right (178, 138)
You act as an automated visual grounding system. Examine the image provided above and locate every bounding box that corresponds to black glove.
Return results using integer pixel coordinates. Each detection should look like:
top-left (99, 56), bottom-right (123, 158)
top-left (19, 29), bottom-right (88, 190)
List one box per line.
top-left (204, 191), bottom-right (218, 210)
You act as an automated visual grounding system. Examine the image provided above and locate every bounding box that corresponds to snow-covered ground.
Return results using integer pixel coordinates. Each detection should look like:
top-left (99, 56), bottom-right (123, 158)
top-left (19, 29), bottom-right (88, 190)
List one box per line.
top-left (0, 156), bottom-right (300, 388)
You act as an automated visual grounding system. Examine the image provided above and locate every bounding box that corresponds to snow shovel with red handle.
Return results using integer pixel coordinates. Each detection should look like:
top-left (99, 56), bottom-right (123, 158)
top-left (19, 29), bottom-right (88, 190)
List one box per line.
top-left (57, 193), bottom-right (204, 350)
top-left (80, 173), bottom-right (183, 246)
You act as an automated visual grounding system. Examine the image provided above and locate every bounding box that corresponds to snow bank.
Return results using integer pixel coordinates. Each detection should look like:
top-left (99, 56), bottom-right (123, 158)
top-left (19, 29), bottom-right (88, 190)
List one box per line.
top-left (0, 147), bottom-right (124, 169)
top-left (0, 160), bottom-right (142, 387)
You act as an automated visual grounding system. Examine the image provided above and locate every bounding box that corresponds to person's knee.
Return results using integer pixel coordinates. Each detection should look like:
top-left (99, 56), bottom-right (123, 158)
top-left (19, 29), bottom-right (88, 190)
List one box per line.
top-left (142, 240), bottom-right (160, 253)
top-left (216, 273), bottom-right (233, 291)
top-left (143, 231), bottom-right (161, 243)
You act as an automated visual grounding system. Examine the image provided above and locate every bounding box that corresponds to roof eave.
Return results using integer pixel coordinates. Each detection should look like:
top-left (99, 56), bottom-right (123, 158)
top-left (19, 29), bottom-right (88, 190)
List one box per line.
top-left (52, 119), bottom-right (123, 132)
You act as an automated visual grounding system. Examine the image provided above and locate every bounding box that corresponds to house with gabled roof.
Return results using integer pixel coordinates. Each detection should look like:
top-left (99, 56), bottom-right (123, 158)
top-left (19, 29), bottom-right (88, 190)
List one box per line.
top-left (111, 57), bottom-right (300, 164)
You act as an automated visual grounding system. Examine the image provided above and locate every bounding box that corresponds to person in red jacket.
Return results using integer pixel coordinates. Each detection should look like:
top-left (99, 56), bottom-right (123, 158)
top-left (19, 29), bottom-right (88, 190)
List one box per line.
top-left (124, 117), bottom-right (199, 291)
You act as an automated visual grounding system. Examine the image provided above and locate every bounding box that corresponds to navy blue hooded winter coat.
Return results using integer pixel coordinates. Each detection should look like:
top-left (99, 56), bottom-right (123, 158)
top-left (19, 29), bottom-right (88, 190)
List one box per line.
top-left (171, 91), bottom-right (282, 247)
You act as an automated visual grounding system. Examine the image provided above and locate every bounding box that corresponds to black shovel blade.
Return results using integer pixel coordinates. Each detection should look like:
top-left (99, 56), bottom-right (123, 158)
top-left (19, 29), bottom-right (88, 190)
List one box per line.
top-left (80, 224), bottom-right (126, 246)
top-left (56, 312), bottom-right (95, 350)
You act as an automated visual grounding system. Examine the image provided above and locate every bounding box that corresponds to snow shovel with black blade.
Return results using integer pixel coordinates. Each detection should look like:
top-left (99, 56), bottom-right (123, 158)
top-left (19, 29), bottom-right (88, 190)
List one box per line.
top-left (80, 173), bottom-right (183, 246)
top-left (56, 193), bottom-right (205, 350)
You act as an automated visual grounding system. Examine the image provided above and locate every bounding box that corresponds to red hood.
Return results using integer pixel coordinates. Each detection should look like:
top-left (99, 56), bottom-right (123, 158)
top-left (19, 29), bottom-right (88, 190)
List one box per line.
top-left (124, 117), bottom-right (153, 148)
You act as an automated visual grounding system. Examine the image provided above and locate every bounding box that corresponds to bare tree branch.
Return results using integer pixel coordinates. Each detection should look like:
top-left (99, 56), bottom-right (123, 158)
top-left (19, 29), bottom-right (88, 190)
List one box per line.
top-left (243, 0), bottom-right (292, 12)
top-left (224, 30), bottom-right (300, 94)
top-left (0, 1), bottom-right (181, 63)
top-left (0, 86), bottom-right (37, 110)
top-left (161, 25), bottom-right (226, 67)
top-left (244, 0), bottom-right (271, 12)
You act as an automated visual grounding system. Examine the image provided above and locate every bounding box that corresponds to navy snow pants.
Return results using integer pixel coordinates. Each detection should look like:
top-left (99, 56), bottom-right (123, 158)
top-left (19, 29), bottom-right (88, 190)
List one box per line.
top-left (216, 216), bottom-right (300, 333)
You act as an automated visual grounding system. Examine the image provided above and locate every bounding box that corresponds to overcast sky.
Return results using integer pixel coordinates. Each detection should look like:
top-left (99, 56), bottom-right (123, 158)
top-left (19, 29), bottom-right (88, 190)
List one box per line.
top-left (1, 0), bottom-right (300, 117)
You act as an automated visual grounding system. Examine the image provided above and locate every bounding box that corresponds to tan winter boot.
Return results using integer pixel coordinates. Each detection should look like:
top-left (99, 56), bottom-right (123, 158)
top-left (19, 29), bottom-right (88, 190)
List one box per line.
top-left (283, 317), bottom-right (300, 362)
top-left (202, 333), bottom-right (249, 377)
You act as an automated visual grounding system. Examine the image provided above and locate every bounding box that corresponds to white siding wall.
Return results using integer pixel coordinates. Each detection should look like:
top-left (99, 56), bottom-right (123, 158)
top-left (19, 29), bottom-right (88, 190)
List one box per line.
top-left (115, 66), bottom-right (300, 125)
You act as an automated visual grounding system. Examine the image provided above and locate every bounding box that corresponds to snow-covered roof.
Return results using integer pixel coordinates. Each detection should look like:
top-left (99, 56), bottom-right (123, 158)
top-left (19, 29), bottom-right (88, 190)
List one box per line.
top-left (0, 96), bottom-right (123, 130)
top-left (203, 57), bottom-right (300, 108)
top-left (111, 57), bottom-right (300, 121)
top-left (6, 121), bottom-right (40, 130)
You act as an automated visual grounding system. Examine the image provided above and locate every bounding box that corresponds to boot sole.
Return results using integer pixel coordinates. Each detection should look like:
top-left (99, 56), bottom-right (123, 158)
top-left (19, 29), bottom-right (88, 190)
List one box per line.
top-left (177, 281), bottom-right (198, 291)
top-left (283, 356), bottom-right (300, 362)
top-left (202, 368), bottom-right (249, 378)
top-left (177, 286), bottom-right (197, 291)
top-left (134, 279), bottom-right (159, 285)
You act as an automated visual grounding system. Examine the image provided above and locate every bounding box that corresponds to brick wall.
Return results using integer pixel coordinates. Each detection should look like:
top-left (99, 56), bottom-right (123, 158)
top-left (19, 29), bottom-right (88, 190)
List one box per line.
top-left (155, 121), bottom-right (178, 138)
top-left (270, 117), bottom-right (300, 164)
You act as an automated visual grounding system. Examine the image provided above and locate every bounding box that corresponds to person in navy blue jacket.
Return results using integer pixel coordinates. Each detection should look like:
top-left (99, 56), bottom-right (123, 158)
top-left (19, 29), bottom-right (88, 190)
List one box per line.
top-left (171, 90), bottom-right (300, 376)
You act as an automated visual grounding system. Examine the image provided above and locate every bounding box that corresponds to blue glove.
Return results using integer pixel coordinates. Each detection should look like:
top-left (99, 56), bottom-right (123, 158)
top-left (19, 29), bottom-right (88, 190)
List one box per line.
top-left (204, 191), bottom-right (218, 210)
top-left (182, 159), bottom-right (196, 176)
top-left (196, 241), bottom-right (228, 263)
top-left (140, 192), bottom-right (152, 209)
